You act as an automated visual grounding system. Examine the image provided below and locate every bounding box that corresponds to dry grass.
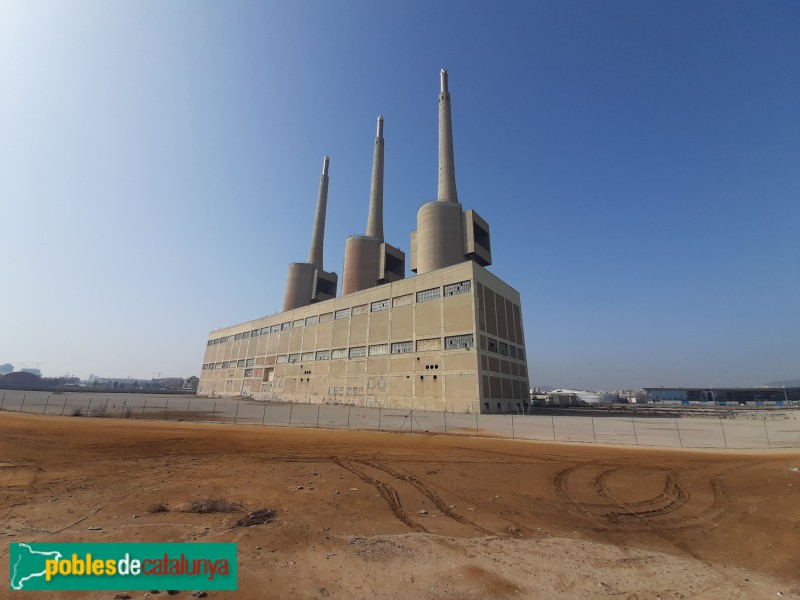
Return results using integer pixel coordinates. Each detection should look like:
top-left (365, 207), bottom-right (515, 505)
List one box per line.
top-left (147, 503), bottom-right (169, 514)
top-left (178, 499), bottom-right (243, 514)
top-left (235, 508), bottom-right (277, 527)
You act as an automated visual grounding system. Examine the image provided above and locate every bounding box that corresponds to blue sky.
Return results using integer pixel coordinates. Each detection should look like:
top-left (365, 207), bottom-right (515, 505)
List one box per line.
top-left (1, 1), bottom-right (798, 389)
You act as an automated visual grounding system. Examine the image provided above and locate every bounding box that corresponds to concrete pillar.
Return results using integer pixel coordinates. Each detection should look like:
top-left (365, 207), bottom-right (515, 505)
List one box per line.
top-left (438, 69), bottom-right (459, 204)
top-left (307, 156), bottom-right (330, 269)
top-left (365, 116), bottom-right (385, 241)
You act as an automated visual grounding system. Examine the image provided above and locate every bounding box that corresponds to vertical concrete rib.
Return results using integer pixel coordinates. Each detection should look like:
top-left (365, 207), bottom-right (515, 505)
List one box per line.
top-left (437, 68), bottom-right (459, 204)
top-left (307, 156), bottom-right (330, 269)
top-left (365, 116), bottom-right (385, 240)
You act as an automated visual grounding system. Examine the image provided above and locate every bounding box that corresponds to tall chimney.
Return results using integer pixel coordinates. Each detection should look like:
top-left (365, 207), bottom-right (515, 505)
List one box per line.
top-left (437, 68), bottom-right (459, 204)
top-left (365, 116), bottom-right (385, 240)
top-left (307, 155), bottom-right (330, 269)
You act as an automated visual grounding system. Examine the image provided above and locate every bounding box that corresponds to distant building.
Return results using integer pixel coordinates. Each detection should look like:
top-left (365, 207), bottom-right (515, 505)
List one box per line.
top-left (20, 367), bottom-right (41, 377)
top-left (644, 387), bottom-right (800, 405)
top-left (0, 363), bottom-right (13, 376)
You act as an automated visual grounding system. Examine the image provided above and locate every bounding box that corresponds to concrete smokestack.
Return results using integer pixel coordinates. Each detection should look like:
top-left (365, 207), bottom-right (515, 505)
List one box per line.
top-left (365, 116), bottom-right (385, 240)
top-left (438, 68), bottom-right (459, 204)
top-left (307, 156), bottom-right (330, 269)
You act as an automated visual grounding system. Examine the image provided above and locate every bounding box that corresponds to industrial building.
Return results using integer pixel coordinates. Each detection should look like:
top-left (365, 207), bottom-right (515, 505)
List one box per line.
top-left (644, 387), bottom-right (800, 405)
top-left (198, 70), bottom-right (529, 413)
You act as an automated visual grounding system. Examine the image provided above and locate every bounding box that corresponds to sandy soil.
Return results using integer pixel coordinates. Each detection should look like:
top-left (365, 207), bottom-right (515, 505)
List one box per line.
top-left (1, 412), bottom-right (799, 599)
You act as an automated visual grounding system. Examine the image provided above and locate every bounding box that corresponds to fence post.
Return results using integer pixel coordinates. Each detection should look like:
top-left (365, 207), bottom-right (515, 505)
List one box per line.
top-left (316, 405), bottom-right (321, 428)
top-left (20, 394), bottom-right (26, 412)
top-left (61, 398), bottom-right (67, 416)
top-left (142, 399), bottom-right (148, 417)
top-left (378, 407), bottom-right (382, 432)
top-left (410, 409), bottom-right (413, 433)
top-left (347, 405), bottom-right (351, 430)
top-left (185, 401), bottom-right (191, 420)
top-left (763, 418), bottom-right (771, 448)
top-left (288, 404), bottom-right (293, 427)
top-left (675, 418), bottom-right (683, 447)
top-left (511, 413), bottom-right (515, 439)
top-left (43, 395), bottom-right (50, 414)
top-left (261, 404), bottom-right (267, 426)
top-left (719, 417), bottom-right (728, 448)
top-left (211, 402), bottom-right (216, 423)
top-left (444, 410), bottom-right (447, 434)
top-left (105, 398), bottom-right (109, 417)
top-left (120, 399), bottom-right (127, 417)
top-left (591, 417), bottom-right (597, 443)
top-left (631, 417), bottom-right (639, 445)
top-left (234, 403), bottom-right (240, 425)
top-left (87, 397), bottom-right (92, 415)
top-left (475, 410), bottom-right (479, 435)
top-left (551, 415), bottom-right (556, 442)
top-left (163, 401), bottom-right (168, 420)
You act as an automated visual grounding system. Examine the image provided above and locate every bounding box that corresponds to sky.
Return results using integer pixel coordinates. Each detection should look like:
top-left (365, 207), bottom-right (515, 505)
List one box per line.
top-left (1, 1), bottom-right (798, 390)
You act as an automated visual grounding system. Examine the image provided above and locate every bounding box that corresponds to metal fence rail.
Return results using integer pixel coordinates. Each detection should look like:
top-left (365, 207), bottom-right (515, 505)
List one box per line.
top-left (1, 390), bottom-right (799, 449)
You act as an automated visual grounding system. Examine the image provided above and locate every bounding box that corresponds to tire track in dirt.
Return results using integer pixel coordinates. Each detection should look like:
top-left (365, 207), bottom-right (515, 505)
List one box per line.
top-left (333, 459), bottom-right (427, 532)
top-left (552, 463), bottom-right (735, 532)
top-left (359, 460), bottom-right (495, 536)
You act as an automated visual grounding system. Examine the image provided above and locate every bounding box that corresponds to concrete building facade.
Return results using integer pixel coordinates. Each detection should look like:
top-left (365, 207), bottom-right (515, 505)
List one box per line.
top-left (199, 261), bottom-right (529, 413)
top-left (198, 69), bottom-right (530, 413)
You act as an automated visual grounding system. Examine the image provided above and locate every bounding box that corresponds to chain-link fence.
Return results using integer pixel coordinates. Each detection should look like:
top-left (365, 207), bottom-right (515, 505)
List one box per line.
top-left (1, 390), bottom-right (798, 449)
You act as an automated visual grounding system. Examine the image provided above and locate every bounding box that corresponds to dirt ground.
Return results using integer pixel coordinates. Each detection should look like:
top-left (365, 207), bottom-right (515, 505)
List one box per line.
top-left (1, 412), bottom-right (799, 599)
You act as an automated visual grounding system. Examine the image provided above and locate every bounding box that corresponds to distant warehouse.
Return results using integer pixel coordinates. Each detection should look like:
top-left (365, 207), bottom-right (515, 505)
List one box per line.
top-left (644, 387), bottom-right (800, 405)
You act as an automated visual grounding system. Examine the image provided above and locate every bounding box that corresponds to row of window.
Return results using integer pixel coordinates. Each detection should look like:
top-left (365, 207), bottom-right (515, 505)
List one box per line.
top-left (201, 334), bottom-right (475, 371)
top-left (485, 337), bottom-right (525, 361)
top-left (206, 281), bottom-right (473, 346)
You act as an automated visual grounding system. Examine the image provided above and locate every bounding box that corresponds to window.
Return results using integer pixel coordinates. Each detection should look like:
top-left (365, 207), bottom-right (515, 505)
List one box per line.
top-left (319, 312), bottom-right (333, 323)
top-left (270, 324), bottom-right (281, 333)
top-left (369, 344), bottom-right (388, 356)
top-left (244, 368), bottom-right (254, 377)
top-left (245, 358), bottom-right (255, 367)
top-left (509, 345), bottom-right (517, 359)
top-left (416, 287), bottom-right (440, 303)
top-left (234, 333), bottom-right (243, 341)
top-left (517, 347), bottom-right (525, 361)
top-left (305, 315), bottom-right (319, 326)
top-left (315, 350), bottom-right (331, 361)
top-left (487, 338), bottom-right (498, 353)
top-left (335, 308), bottom-right (350, 320)
top-left (445, 334), bottom-right (474, 350)
top-left (242, 331), bottom-right (250, 339)
top-left (499, 342), bottom-right (509, 356)
top-left (352, 304), bottom-right (368, 316)
top-left (331, 348), bottom-right (347, 359)
top-left (349, 346), bottom-right (367, 358)
top-left (292, 319), bottom-right (304, 328)
top-left (288, 353), bottom-right (301, 363)
top-left (207, 340), bottom-right (213, 347)
top-left (276, 355), bottom-right (288, 364)
top-left (301, 352), bottom-right (314, 361)
top-left (391, 341), bottom-right (413, 354)
top-left (416, 338), bottom-right (441, 352)
top-left (392, 294), bottom-right (412, 307)
top-left (281, 322), bottom-right (291, 331)
top-left (222, 361), bottom-right (230, 368)
top-left (251, 329), bottom-right (260, 337)
top-left (261, 327), bottom-right (270, 335)
top-left (237, 359), bottom-right (245, 367)
top-left (371, 299), bottom-right (389, 312)
top-left (444, 280), bottom-right (472, 296)
top-left (215, 362), bottom-right (223, 368)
